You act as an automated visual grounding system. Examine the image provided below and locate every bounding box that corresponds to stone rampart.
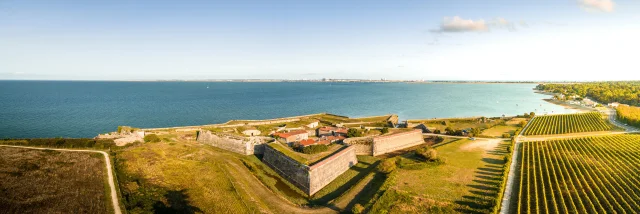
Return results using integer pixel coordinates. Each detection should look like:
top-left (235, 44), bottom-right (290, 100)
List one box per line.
top-left (262, 145), bottom-right (311, 192)
top-left (343, 137), bottom-right (374, 155)
top-left (196, 130), bottom-right (271, 155)
top-left (372, 130), bottom-right (424, 156)
top-left (308, 146), bottom-right (357, 195)
top-left (262, 144), bottom-right (358, 195)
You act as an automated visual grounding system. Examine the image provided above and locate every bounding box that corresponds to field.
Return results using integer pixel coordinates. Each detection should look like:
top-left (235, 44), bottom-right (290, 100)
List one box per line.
top-left (409, 117), bottom-right (505, 134)
top-left (616, 104), bottom-right (640, 128)
top-left (0, 147), bottom-right (110, 214)
top-left (522, 112), bottom-right (612, 136)
top-left (515, 135), bottom-right (640, 214)
top-left (374, 138), bottom-right (511, 213)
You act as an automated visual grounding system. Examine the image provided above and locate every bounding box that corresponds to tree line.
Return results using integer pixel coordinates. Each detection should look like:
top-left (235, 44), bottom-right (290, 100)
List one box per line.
top-left (536, 82), bottom-right (640, 106)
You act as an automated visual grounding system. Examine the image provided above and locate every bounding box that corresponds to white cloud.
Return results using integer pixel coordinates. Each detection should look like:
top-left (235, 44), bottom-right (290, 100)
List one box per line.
top-left (579, 0), bottom-right (615, 12)
top-left (439, 16), bottom-right (488, 32)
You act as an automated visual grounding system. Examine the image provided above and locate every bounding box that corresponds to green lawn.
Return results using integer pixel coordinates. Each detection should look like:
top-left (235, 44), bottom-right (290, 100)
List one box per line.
top-left (481, 125), bottom-right (518, 137)
top-left (388, 138), bottom-right (510, 213)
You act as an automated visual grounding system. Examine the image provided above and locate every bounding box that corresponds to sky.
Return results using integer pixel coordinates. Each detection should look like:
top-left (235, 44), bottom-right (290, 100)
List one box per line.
top-left (1, 0), bottom-right (639, 81)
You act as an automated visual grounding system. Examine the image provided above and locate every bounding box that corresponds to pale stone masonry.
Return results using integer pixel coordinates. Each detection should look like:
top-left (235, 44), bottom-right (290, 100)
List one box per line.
top-left (343, 129), bottom-right (425, 156)
top-left (372, 129), bottom-right (424, 156)
top-left (262, 145), bottom-right (358, 195)
top-left (196, 130), bottom-right (271, 155)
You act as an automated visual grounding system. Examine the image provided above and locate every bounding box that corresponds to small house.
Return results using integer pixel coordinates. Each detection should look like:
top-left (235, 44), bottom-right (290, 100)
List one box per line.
top-left (317, 126), bottom-right (348, 137)
top-left (608, 102), bottom-right (620, 108)
top-left (306, 120), bottom-right (319, 129)
top-left (274, 130), bottom-right (309, 143)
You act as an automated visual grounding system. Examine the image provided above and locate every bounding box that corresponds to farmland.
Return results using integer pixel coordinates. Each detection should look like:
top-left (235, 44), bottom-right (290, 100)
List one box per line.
top-left (522, 112), bottom-right (612, 136)
top-left (515, 134), bottom-right (640, 214)
top-left (0, 147), bottom-right (111, 214)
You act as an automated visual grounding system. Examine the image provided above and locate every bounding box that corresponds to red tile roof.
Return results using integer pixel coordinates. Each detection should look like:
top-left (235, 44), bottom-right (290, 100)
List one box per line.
top-left (319, 126), bottom-right (348, 133)
top-left (274, 130), bottom-right (308, 138)
top-left (299, 139), bottom-right (316, 146)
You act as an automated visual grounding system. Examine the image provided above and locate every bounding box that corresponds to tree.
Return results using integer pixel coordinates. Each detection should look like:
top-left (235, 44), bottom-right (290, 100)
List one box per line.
top-left (519, 121), bottom-right (527, 127)
top-left (502, 133), bottom-right (512, 138)
top-left (434, 129), bottom-right (441, 134)
top-left (352, 204), bottom-right (365, 214)
top-left (530, 112), bottom-right (536, 117)
top-left (144, 134), bottom-right (160, 143)
top-left (347, 128), bottom-right (363, 137)
top-left (377, 158), bottom-right (397, 174)
top-left (381, 127), bottom-right (389, 134)
top-left (416, 146), bottom-right (438, 161)
top-left (470, 128), bottom-right (481, 137)
top-left (524, 113), bottom-right (530, 118)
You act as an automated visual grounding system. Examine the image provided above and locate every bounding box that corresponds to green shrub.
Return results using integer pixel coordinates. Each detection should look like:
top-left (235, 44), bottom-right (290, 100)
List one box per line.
top-left (433, 129), bottom-right (441, 134)
top-left (502, 133), bottom-right (512, 138)
top-left (377, 158), bottom-right (397, 174)
top-left (381, 127), bottom-right (389, 134)
top-left (144, 134), bottom-right (160, 143)
top-left (415, 146), bottom-right (438, 161)
top-left (352, 204), bottom-right (364, 214)
top-left (347, 128), bottom-right (363, 137)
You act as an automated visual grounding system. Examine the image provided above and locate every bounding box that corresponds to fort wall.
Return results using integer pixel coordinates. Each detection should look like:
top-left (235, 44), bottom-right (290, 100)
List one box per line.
top-left (196, 130), bottom-right (270, 155)
top-left (342, 137), bottom-right (374, 155)
top-left (372, 130), bottom-right (424, 156)
top-left (262, 145), bottom-right (358, 195)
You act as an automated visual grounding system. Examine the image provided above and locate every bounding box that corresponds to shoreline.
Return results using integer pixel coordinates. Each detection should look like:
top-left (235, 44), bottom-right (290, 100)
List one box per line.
top-left (542, 99), bottom-right (593, 113)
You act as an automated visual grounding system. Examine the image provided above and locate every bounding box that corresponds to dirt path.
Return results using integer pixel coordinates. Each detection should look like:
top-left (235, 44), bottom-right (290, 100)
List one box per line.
top-left (0, 145), bottom-right (122, 214)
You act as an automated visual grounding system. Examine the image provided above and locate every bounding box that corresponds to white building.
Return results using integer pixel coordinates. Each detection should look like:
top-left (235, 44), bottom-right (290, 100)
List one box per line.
top-left (608, 102), bottom-right (620, 108)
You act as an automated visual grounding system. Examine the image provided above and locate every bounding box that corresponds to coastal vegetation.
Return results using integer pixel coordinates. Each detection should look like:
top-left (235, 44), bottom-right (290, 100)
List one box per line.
top-left (0, 147), bottom-right (111, 214)
top-left (516, 135), bottom-right (640, 214)
top-left (536, 82), bottom-right (640, 106)
top-left (616, 104), bottom-right (640, 128)
top-left (522, 112), bottom-right (612, 136)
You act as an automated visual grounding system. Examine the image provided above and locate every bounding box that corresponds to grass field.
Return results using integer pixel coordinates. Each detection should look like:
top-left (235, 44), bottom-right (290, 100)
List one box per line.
top-left (482, 125), bottom-right (519, 137)
top-left (0, 147), bottom-right (110, 214)
top-left (376, 138), bottom-right (511, 213)
top-left (522, 112), bottom-right (612, 136)
top-left (515, 134), bottom-right (640, 214)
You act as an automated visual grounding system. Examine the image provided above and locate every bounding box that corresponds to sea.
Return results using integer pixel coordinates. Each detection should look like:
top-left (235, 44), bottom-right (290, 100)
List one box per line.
top-left (0, 81), bottom-right (575, 138)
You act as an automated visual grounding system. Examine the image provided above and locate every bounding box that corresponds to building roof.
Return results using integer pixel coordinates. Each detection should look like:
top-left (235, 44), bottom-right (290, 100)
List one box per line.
top-left (274, 130), bottom-right (308, 138)
top-left (319, 126), bottom-right (348, 133)
top-left (299, 139), bottom-right (316, 146)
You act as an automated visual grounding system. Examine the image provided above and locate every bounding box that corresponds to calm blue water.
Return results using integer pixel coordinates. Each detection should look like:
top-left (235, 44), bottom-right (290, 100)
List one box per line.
top-left (0, 81), bottom-right (573, 138)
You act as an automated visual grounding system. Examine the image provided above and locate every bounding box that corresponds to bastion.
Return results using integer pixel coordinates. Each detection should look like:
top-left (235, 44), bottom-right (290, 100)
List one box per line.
top-left (343, 129), bottom-right (424, 156)
top-left (196, 130), bottom-right (271, 155)
top-left (262, 144), bottom-right (358, 195)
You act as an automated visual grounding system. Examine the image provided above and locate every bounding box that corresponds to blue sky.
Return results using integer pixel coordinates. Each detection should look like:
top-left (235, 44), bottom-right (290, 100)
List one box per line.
top-left (1, 0), bottom-right (639, 81)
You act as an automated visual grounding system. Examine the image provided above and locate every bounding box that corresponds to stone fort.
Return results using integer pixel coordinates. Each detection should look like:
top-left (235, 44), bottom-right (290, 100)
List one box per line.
top-left (343, 129), bottom-right (424, 156)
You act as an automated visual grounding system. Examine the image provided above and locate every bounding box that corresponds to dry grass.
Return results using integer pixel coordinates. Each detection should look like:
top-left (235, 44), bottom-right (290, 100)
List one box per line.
top-left (482, 125), bottom-right (518, 137)
top-left (393, 138), bottom-right (510, 213)
top-left (0, 147), bottom-right (109, 214)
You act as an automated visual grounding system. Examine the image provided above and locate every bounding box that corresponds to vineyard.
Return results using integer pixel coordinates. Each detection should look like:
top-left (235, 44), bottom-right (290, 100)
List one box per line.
top-left (516, 134), bottom-right (640, 214)
top-left (522, 112), bottom-right (611, 136)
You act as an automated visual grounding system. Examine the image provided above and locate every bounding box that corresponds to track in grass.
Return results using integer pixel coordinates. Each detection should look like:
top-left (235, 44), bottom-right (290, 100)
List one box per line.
top-left (522, 112), bottom-right (611, 136)
top-left (516, 134), bottom-right (640, 214)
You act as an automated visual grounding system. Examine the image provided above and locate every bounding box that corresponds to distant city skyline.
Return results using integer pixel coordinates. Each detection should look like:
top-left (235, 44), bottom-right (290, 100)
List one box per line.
top-left (1, 0), bottom-right (639, 81)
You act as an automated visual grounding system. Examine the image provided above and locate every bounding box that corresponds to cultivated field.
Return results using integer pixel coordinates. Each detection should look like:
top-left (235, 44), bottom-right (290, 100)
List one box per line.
top-left (522, 112), bottom-right (611, 136)
top-left (0, 147), bottom-right (110, 214)
top-left (516, 135), bottom-right (640, 213)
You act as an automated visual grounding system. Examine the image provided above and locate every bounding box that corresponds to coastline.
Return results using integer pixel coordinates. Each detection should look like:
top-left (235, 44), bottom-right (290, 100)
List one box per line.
top-left (542, 99), bottom-right (593, 113)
